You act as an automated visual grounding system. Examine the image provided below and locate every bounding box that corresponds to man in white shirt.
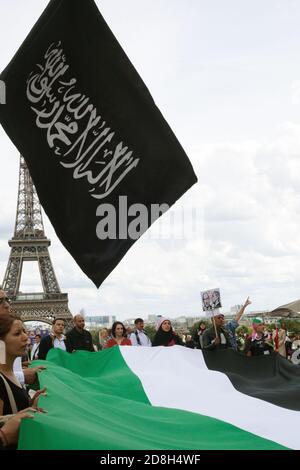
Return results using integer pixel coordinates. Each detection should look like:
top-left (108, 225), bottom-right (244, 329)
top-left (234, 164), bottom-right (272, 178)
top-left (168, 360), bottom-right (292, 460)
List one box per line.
top-left (130, 318), bottom-right (152, 347)
top-left (0, 289), bottom-right (45, 384)
top-left (38, 318), bottom-right (67, 359)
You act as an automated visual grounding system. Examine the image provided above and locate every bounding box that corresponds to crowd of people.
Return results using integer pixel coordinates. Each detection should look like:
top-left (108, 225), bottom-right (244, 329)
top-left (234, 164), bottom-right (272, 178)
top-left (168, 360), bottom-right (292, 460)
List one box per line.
top-left (1, 289), bottom-right (300, 449)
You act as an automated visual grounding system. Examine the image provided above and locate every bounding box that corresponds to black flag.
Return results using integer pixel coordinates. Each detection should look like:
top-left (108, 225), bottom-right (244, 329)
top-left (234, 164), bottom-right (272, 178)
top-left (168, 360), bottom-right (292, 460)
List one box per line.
top-left (0, 0), bottom-right (197, 287)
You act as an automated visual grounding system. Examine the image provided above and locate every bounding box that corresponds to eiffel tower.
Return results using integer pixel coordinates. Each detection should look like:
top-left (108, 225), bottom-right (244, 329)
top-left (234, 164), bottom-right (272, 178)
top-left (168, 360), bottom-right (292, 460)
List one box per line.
top-left (2, 156), bottom-right (73, 328)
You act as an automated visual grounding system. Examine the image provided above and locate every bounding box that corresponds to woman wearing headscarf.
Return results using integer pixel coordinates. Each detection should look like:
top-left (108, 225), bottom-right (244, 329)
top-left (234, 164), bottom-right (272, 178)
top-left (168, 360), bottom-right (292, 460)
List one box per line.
top-left (244, 318), bottom-right (273, 357)
top-left (152, 318), bottom-right (183, 347)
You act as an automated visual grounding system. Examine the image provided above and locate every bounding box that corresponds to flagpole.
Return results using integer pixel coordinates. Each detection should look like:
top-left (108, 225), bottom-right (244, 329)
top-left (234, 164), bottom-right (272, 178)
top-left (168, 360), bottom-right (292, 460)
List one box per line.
top-left (212, 308), bottom-right (218, 338)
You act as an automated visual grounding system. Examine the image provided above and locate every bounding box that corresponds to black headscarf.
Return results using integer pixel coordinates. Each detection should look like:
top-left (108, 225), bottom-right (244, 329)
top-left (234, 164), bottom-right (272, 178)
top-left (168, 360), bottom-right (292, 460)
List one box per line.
top-left (152, 326), bottom-right (183, 347)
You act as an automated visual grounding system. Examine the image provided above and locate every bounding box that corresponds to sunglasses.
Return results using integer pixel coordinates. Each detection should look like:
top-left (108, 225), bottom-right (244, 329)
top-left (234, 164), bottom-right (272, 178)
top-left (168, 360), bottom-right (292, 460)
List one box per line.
top-left (0, 297), bottom-right (10, 304)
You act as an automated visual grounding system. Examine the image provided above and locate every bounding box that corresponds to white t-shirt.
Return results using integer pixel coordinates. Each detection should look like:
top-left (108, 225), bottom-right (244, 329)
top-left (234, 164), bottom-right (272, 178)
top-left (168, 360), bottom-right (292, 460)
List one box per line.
top-left (31, 342), bottom-right (40, 360)
top-left (220, 333), bottom-right (227, 345)
top-left (130, 330), bottom-right (152, 347)
top-left (53, 337), bottom-right (66, 351)
top-left (13, 357), bottom-right (25, 385)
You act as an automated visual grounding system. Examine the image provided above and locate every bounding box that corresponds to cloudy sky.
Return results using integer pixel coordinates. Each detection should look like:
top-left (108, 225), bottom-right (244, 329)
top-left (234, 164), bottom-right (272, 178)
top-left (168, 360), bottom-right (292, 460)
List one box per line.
top-left (1, 0), bottom-right (300, 320)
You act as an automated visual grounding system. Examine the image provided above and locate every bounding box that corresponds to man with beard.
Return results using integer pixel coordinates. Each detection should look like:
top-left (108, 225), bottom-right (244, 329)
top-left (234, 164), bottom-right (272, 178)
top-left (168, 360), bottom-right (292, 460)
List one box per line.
top-left (65, 314), bottom-right (94, 352)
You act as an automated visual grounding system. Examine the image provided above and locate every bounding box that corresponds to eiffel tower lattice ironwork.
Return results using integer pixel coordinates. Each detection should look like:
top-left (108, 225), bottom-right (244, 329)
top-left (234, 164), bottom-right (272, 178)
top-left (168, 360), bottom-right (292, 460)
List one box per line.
top-left (2, 156), bottom-right (73, 327)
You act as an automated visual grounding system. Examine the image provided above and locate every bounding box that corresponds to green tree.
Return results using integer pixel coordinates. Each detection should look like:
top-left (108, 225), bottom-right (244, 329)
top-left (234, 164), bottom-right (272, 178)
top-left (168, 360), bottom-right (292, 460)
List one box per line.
top-left (89, 328), bottom-right (100, 349)
top-left (283, 319), bottom-right (300, 333)
top-left (189, 319), bottom-right (211, 338)
top-left (144, 325), bottom-right (156, 342)
top-left (236, 325), bottom-right (250, 336)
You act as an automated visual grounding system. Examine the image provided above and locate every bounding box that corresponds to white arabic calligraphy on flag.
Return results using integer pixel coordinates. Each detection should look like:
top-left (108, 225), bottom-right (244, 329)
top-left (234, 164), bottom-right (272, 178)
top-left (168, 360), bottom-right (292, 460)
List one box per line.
top-left (26, 41), bottom-right (140, 200)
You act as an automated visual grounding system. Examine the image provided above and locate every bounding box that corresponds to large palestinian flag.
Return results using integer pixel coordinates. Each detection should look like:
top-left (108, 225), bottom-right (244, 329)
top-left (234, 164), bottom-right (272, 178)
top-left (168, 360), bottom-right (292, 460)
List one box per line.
top-left (19, 346), bottom-right (300, 450)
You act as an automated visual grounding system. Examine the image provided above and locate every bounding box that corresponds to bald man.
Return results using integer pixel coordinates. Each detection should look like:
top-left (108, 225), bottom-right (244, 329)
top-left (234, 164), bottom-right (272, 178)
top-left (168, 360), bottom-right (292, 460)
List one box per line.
top-left (65, 314), bottom-right (94, 353)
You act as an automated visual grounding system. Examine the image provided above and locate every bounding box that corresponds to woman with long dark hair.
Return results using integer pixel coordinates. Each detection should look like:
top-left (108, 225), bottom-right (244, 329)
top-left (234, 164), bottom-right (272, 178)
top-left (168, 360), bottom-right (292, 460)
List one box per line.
top-left (0, 313), bottom-right (46, 448)
top-left (104, 322), bottom-right (132, 348)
